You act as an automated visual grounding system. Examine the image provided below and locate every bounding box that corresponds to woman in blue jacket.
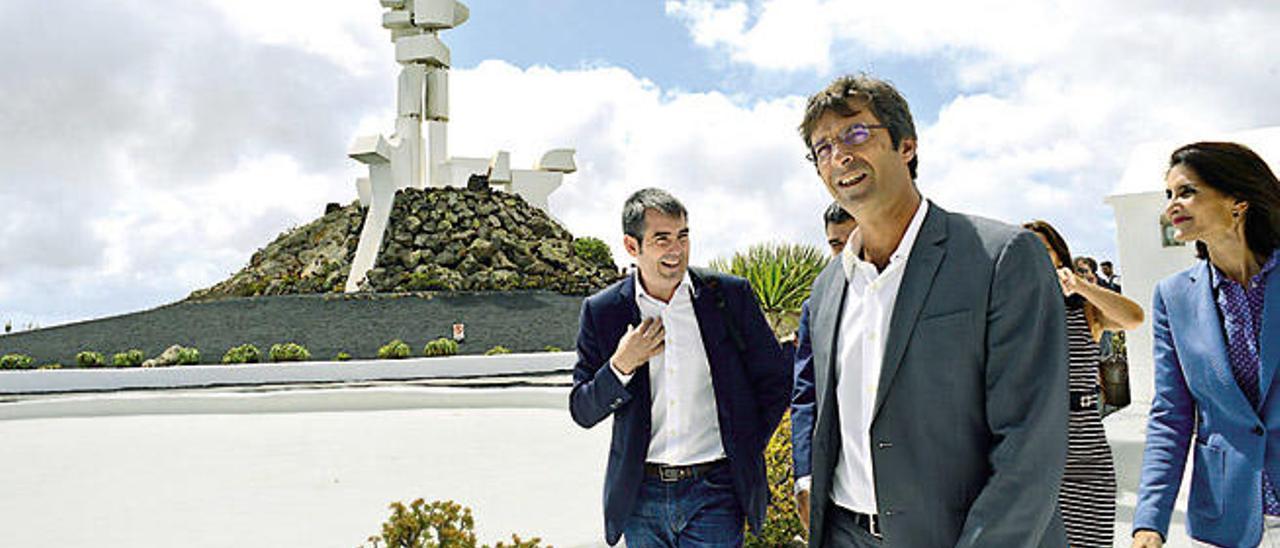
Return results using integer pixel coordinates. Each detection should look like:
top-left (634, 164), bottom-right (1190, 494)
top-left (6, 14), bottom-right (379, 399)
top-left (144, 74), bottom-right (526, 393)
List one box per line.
top-left (1133, 142), bottom-right (1280, 547)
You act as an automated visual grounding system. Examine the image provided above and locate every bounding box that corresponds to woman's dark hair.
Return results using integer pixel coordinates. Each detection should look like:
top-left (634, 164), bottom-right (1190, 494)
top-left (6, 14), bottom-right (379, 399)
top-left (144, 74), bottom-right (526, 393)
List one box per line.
top-left (1169, 142), bottom-right (1280, 260)
top-left (1023, 220), bottom-right (1084, 308)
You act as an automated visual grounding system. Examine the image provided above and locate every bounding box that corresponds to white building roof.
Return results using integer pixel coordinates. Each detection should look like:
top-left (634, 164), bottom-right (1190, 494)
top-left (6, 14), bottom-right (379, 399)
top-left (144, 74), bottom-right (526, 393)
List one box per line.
top-left (1111, 126), bottom-right (1280, 197)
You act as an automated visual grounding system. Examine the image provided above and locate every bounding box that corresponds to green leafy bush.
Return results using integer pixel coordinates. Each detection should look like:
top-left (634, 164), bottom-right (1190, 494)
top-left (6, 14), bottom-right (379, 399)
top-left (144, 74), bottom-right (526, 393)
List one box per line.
top-left (112, 349), bottom-right (145, 367)
top-left (269, 342), bottom-right (311, 363)
top-left (422, 338), bottom-right (458, 357)
top-left (378, 339), bottom-right (412, 360)
top-left (222, 344), bottom-right (262, 365)
top-left (336, 351), bottom-right (353, 361)
top-left (76, 351), bottom-right (106, 368)
top-left (710, 242), bottom-right (828, 337)
top-left (543, 345), bottom-right (563, 353)
top-left (0, 354), bottom-right (35, 370)
top-left (572, 236), bottom-right (615, 269)
top-left (38, 363), bottom-right (62, 370)
top-left (744, 413), bottom-right (805, 547)
top-left (361, 498), bottom-right (546, 548)
top-left (176, 347), bottom-right (201, 365)
top-left (484, 345), bottom-right (511, 356)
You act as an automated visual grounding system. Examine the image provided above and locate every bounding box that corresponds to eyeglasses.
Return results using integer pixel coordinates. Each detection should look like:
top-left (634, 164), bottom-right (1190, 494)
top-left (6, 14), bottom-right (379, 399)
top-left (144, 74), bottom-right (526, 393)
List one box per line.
top-left (807, 122), bottom-right (890, 164)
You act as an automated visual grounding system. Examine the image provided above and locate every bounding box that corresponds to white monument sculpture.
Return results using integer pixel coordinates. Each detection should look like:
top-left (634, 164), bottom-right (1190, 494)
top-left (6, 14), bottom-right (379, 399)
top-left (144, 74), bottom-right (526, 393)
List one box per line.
top-left (345, 0), bottom-right (578, 292)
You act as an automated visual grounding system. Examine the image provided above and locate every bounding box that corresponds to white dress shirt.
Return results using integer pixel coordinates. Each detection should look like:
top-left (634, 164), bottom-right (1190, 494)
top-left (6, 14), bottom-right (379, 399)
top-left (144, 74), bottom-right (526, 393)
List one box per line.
top-left (827, 198), bottom-right (929, 514)
top-left (612, 272), bottom-right (726, 465)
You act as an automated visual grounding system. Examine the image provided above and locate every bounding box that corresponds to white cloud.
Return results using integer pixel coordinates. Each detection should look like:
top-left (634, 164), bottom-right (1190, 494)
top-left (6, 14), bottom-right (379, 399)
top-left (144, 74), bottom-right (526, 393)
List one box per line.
top-left (666, 0), bottom-right (1280, 259)
top-left (448, 61), bottom-right (826, 269)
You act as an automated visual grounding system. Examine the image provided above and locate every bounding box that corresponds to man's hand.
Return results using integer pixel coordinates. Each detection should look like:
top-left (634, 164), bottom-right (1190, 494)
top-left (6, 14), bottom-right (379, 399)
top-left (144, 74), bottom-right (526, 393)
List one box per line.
top-left (610, 318), bottom-right (665, 375)
top-left (795, 489), bottom-right (811, 535)
top-left (1132, 530), bottom-right (1163, 548)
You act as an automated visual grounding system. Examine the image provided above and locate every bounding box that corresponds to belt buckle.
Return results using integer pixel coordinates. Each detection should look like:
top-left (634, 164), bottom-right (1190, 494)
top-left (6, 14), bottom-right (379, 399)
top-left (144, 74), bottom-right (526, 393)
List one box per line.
top-left (657, 465), bottom-right (683, 483)
top-left (868, 514), bottom-right (883, 539)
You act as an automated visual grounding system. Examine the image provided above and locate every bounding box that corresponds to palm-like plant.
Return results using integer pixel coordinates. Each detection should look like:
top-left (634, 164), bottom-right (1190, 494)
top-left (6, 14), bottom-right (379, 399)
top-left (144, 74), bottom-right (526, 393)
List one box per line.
top-left (708, 242), bottom-right (828, 337)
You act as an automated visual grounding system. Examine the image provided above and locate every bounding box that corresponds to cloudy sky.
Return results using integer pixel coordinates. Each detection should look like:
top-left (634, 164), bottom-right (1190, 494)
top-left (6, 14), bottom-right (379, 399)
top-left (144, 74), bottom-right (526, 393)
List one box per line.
top-left (2, 0), bottom-right (1278, 328)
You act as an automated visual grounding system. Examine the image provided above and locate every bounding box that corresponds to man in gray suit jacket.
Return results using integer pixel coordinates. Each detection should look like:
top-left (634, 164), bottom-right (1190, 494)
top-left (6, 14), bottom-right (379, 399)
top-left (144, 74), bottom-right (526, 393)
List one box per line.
top-left (794, 74), bottom-right (1070, 546)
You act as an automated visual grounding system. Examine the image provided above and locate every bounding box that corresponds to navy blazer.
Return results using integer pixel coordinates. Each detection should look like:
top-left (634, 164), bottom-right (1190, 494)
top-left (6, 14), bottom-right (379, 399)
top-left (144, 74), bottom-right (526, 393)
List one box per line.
top-left (569, 270), bottom-right (791, 546)
top-left (1135, 258), bottom-right (1280, 546)
top-left (791, 299), bottom-right (815, 479)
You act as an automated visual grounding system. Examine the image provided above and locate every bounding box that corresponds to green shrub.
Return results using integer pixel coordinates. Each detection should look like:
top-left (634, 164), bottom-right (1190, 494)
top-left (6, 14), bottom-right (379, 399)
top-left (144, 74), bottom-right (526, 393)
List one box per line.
top-left (378, 339), bottom-right (412, 360)
top-left (76, 351), bottom-right (106, 368)
top-left (484, 345), bottom-right (511, 356)
top-left (744, 413), bottom-right (805, 547)
top-left (176, 347), bottom-right (201, 365)
top-left (543, 345), bottom-right (563, 353)
top-left (361, 498), bottom-right (546, 548)
top-left (112, 349), bottom-right (145, 367)
top-left (572, 236), bottom-right (615, 269)
top-left (0, 354), bottom-right (35, 370)
top-left (422, 338), bottom-right (458, 357)
top-left (38, 363), bottom-right (62, 370)
top-left (336, 351), bottom-right (353, 361)
top-left (269, 342), bottom-right (311, 363)
top-left (222, 344), bottom-right (262, 365)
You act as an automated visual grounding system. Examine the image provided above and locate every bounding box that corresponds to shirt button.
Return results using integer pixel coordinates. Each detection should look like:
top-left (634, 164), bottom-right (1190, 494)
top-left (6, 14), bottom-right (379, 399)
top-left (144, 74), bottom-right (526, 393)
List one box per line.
top-left (876, 441), bottom-right (893, 449)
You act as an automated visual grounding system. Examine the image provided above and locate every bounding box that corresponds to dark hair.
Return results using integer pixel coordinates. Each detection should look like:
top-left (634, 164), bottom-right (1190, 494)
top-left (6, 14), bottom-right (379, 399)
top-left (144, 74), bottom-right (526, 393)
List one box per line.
top-left (1169, 142), bottom-right (1280, 260)
top-left (1073, 256), bottom-right (1098, 275)
top-left (622, 188), bottom-right (687, 247)
top-left (1023, 220), bottom-right (1084, 308)
top-left (799, 73), bottom-right (918, 179)
top-left (1100, 261), bottom-right (1113, 268)
top-left (823, 202), bottom-right (854, 227)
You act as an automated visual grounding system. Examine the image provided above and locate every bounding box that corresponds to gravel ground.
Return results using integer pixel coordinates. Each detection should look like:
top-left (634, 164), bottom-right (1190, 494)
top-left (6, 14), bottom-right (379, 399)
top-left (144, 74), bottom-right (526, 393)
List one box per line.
top-left (0, 292), bottom-right (584, 366)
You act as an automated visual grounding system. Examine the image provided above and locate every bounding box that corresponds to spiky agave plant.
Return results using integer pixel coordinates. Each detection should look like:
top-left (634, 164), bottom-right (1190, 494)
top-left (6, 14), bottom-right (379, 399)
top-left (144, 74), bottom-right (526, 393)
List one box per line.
top-left (708, 242), bottom-right (828, 337)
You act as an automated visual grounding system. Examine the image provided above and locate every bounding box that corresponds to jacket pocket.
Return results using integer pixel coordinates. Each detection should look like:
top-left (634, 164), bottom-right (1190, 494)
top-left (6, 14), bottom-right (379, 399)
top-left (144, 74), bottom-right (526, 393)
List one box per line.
top-left (1189, 440), bottom-right (1225, 520)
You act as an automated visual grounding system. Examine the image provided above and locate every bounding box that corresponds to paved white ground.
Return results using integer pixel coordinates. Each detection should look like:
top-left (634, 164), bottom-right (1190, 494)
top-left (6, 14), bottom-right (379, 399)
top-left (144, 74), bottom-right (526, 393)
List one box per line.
top-left (0, 387), bottom-right (612, 548)
top-left (0, 386), bottom-right (1193, 547)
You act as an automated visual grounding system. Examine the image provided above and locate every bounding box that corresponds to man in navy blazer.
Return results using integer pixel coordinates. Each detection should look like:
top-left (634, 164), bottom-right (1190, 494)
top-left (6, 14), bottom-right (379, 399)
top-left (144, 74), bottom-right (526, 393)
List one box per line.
top-left (791, 201), bottom-right (857, 532)
top-left (570, 188), bottom-right (791, 547)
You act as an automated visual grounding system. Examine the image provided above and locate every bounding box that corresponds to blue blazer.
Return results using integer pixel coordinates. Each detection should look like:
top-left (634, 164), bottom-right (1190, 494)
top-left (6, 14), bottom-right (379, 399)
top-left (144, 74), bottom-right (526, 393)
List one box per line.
top-left (791, 299), bottom-right (815, 479)
top-left (569, 270), bottom-right (791, 546)
top-left (1135, 259), bottom-right (1280, 547)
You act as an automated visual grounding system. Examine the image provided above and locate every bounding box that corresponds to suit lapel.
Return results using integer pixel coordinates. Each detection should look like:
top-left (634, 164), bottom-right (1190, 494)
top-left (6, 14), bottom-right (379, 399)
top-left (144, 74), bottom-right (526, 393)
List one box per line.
top-left (1181, 262), bottom-right (1255, 413)
top-left (1259, 265), bottom-right (1280, 403)
top-left (873, 203), bottom-right (947, 422)
top-left (812, 261), bottom-right (846, 434)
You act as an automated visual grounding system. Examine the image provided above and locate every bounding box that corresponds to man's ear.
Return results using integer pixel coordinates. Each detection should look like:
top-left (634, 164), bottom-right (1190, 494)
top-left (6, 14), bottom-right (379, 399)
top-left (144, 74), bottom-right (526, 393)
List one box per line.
top-left (899, 137), bottom-right (917, 165)
top-left (623, 235), bottom-right (641, 258)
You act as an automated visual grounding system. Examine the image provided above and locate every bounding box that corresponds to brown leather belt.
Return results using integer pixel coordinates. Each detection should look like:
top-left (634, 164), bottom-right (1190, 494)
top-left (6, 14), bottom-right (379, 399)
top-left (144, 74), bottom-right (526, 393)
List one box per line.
top-left (643, 459), bottom-right (725, 483)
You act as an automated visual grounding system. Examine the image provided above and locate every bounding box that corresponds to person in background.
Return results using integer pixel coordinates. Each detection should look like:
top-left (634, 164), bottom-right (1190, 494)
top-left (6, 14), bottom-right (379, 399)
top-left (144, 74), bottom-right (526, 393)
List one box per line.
top-left (791, 202), bottom-right (857, 535)
top-left (1025, 220), bottom-right (1145, 548)
top-left (1100, 260), bottom-right (1122, 292)
top-left (1133, 142), bottom-right (1280, 547)
top-left (1075, 256), bottom-right (1101, 284)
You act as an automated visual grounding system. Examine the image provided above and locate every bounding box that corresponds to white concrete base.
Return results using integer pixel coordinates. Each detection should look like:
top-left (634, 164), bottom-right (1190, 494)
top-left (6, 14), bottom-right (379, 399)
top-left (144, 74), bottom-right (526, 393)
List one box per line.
top-left (0, 352), bottom-right (576, 395)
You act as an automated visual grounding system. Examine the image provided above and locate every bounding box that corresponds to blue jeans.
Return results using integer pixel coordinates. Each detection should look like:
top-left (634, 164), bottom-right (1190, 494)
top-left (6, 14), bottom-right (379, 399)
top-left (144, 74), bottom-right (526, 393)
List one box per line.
top-left (622, 462), bottom-right (745, 547)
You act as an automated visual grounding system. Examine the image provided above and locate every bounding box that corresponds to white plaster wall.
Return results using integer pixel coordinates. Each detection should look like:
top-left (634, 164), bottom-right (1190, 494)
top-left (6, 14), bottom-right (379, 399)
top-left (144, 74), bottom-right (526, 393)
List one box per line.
top-left (1105, 192), bottom-right (1198, 407)
top-left (0, 352), bottom-right (576, 395)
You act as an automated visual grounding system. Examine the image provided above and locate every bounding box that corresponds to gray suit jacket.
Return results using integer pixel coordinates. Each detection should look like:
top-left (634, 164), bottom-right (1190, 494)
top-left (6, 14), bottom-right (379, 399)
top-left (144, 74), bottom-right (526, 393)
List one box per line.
top-left (807, 202), bottom-right (1069, 547)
